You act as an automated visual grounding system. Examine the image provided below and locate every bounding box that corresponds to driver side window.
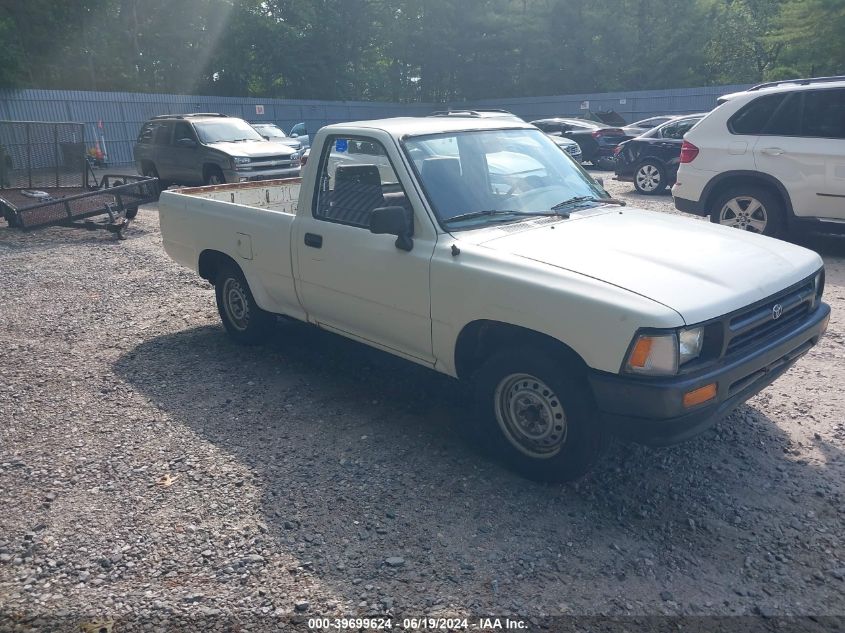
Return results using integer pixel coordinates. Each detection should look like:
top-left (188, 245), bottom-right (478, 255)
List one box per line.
top-left (313, 136), bottom-right (409, 229)
top-left (173, 122), bottom-right (196, 144)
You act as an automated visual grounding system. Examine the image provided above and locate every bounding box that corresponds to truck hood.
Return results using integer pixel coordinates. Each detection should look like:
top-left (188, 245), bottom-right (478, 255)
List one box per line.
top-left (207, 140), bottom-right (296, 157)
top-left (473, 208), bottom-right (822, 324)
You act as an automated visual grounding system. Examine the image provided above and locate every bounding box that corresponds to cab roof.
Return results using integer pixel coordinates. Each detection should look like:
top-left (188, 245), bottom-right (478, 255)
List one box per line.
top-left (321, 116), bottom-right (534, 139)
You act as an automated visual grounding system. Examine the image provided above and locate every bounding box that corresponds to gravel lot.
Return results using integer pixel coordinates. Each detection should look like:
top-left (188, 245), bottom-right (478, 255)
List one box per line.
top-left (1, 172), bottom-right (844, 630)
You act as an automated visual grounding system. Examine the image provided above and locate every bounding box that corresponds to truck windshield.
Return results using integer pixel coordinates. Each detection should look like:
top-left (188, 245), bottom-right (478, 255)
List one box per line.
top-left (403, 128), bottom-right (608, 229)
top-left (193, 119), bottom-right (265, 144)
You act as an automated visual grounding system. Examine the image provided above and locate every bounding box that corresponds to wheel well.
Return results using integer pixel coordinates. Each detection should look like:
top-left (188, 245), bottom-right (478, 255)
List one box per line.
top-left (203, 163), bottom-right (224, 176)
top-left (198, 249), bottom-right (238, 284)
top-left (454, 320), bottom-right (587, 380)
top-left (140, 160), bottom-right (156, 173)
top-left (704, 173), bottom-right (791, 216)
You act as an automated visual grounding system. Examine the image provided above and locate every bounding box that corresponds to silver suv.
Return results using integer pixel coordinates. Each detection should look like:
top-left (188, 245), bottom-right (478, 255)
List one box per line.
top-left (134, 113), bottom-right (301, 187)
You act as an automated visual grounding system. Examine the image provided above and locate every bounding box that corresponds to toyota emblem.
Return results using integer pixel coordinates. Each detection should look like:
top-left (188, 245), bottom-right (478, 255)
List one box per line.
top-left (772, 303), bottom-right (783, 320)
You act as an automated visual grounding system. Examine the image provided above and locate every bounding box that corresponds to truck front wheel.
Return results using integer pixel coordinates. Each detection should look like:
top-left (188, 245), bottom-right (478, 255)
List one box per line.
top-left (214, 262), bottom-right (273, 344)
top-left (474, 348), bottom-right (606, 482)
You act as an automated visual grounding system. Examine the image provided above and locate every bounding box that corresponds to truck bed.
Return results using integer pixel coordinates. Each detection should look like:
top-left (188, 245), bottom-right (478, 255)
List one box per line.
top-left (174, 177), bottom-right (301, 214)
top-left (158, 177), bottom-right (306, 320)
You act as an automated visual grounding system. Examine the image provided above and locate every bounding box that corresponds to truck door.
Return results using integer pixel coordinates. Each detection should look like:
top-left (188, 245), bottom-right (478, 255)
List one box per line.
top-left (293, 135), bottom-right (436, 365)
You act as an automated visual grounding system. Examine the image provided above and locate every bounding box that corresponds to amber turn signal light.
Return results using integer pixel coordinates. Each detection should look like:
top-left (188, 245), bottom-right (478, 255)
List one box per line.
top-left (683, 383), bottom-right (717, 408)
top-left (628, 337), bottom-right (653, 368)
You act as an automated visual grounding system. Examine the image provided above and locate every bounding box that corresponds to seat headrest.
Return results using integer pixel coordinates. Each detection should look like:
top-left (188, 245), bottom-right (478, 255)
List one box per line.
top-left (335, 164), bottom-right (382, 187)
top-left (421, 156), bottom-right (462, 181)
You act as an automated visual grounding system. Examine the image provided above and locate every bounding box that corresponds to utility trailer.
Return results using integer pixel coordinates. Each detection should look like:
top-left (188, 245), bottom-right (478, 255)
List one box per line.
top-left (0, 121), bottom-right (159, 240)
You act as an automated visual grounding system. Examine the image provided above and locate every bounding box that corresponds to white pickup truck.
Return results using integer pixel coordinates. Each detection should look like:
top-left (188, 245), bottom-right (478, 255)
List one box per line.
top-left (159, 116), bottom-right (830, 481)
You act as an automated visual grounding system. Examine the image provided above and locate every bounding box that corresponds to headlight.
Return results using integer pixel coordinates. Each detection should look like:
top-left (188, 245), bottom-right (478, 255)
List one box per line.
top-left (625, 333), bottom-right (678, 375)
top-left (232, 156), bottom-right (250, 165)
top-left (626, 327), bottom-right (705, 376)
top-left (679, 327), bottom-right (704, 365)
top-left (290, 151), bottom-right (301, 161)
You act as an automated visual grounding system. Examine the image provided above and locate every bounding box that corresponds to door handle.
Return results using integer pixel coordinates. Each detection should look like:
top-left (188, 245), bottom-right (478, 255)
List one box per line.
top-left (761, 147), bottom-right (785, 156)
top-left (304, 232), bottom-right (323, 248)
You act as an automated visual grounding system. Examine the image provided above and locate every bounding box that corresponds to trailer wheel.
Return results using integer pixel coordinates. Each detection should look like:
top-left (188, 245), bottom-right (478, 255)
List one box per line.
top-left (214, 262), bottom-right (273, 344)
top-left (125, 206), bottom-right (139, 220)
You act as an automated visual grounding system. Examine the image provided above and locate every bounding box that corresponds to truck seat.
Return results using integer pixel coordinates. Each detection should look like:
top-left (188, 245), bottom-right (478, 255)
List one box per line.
top-left (329, 164), bottom-right (384, 226)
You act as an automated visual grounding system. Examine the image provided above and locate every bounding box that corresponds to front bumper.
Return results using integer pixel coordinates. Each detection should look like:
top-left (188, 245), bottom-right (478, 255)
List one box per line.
top-left (588, 302), bottom-right (830, 446)
top-left (224, 166), bottom-right (301, 183)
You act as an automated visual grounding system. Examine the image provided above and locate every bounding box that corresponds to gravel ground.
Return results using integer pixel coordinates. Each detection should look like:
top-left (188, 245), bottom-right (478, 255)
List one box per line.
top-left (1, 172), bottom-right (844, 630)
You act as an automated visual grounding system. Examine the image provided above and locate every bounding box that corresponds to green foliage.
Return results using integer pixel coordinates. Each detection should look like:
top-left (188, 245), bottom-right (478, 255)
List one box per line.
top-left (0, 0), bottom-right (841, 99)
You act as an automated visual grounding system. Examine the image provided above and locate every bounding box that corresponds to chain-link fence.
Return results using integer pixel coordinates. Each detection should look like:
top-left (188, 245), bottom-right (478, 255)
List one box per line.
top-left (0, 121), bottom-right (88, 190)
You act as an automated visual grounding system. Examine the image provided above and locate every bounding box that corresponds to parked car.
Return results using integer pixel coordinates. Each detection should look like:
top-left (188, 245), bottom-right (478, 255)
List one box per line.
top-left (530, 118), bottom-right (627, 168)
top-left (134, 113), bottom-right (301, 187)
top-left (614, 114), bottom-right (706, 195)
top-left (622, 115), bottom-right (678, 138)
top-left (547, 133), bottom-right (583, 162)
top-left (158, 116), bottom-right (828, 482)
top-left (250, 123), bottom-right (303, 151)
top-left (673, 75), bottom-right (845, 238)
top-left (289, 122), bottom-right (311, 149)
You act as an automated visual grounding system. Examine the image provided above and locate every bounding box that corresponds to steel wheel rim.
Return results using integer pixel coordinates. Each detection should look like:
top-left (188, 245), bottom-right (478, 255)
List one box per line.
top-left (222, 277), bottom-right (250, 331)
top-left (719, 196), bottom-right (768, 233)
top-left (208, 173), bottom-right (223, 185)
top-left (636, 164), bottom-right (661, 192)
top-left (494, 373), bottom-right (567, 459)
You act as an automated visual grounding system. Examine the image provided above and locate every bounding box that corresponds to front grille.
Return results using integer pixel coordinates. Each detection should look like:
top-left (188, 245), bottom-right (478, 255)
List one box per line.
top-left (242, 158), bottom-right (298, 172)
top-left (725, 279), bottom-right (815, 356)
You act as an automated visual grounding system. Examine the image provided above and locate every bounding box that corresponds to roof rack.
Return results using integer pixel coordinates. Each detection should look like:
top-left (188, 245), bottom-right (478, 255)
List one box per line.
top-left (151, 112), bottom-right (228, 119)
top-left (427, 108), bottom-right (516, 117)
top-left (428, 110), bottom-right (482, 117)
top-left (748, 75), bottom-right (845, 91)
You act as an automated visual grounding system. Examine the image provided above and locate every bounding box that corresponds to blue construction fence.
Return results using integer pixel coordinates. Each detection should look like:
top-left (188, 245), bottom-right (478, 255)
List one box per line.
top-left (0, 84), bottom-right (752, 166)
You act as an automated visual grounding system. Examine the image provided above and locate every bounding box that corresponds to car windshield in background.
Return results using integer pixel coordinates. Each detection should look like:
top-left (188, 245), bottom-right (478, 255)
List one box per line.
top-left (254, 124), bottom-right (287, 138)
top-left (193, 119), bottom-right (265, 143)
top-left (403, 128), bottom-right (606, 229)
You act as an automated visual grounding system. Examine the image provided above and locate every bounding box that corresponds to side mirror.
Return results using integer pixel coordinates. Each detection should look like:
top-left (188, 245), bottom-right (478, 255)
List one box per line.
top-left (370, 206), bottom-right (413, 251)
top-left (176, 138), bottom-right (197, 148)
top-left (595, 177), bottom-right (604, 187)
top-left (262, 135), bottom-right (270, 140)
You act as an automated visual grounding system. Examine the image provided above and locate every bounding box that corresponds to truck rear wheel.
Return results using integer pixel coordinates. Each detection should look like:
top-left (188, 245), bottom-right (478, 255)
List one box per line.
top-left (474, 347), bottom-right (606, 482)
top-left (214, 262), bottom-right (273, 344)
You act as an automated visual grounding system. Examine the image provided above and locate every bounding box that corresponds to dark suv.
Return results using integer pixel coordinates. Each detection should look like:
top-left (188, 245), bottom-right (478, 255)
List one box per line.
top-left (133, 113), bottom-right (301, 187)
top-left (530, 117), bottom-right (628, 168)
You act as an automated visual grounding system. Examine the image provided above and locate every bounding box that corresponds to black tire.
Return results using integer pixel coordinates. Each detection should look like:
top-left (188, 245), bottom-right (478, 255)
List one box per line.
top-left (633, 160), bottom-right (667, 195)
top-left (204, 166), bottom-right (226, 186)
top-left (142, 163), bottom-right (168, 191)
top-left (125, 206), bottom-right (139, 220)
top-left (473, 347), bottom-right (606, 482)
top-left (214, 262), bottom-right (273, 344)
top-left (710, 185), bottom-right (785, 239)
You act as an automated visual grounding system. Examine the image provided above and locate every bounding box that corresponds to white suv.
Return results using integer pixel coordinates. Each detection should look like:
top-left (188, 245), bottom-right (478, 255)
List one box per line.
top-left (673, 76), bottom-right (845, 238)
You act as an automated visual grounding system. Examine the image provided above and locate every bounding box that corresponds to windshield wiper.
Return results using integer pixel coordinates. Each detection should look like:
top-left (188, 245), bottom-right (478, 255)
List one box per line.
top-left (550, 196), bottom-right (627, 211)
top-left (443, 209), bottom-right (569, 225)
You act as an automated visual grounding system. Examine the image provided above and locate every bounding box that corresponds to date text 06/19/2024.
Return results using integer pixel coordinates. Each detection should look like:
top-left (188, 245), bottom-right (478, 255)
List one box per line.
top-left (307, 617), bottom-right (528, 630)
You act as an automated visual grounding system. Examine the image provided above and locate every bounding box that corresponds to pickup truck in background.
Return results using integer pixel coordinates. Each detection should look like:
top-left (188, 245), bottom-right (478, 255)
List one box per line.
top-left (158, 116), bottom-right (830, 481)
